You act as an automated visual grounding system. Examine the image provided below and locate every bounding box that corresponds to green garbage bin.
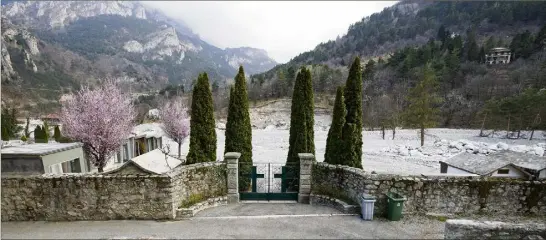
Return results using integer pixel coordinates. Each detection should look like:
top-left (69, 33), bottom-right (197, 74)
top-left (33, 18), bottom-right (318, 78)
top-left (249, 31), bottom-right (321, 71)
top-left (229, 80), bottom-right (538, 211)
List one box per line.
top-left (386, 192), bottom-right (406, 221)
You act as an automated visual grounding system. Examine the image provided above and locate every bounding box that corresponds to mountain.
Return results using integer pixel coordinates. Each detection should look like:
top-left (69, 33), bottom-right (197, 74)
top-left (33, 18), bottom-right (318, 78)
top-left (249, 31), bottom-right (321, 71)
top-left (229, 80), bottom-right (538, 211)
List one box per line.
top-left (1, 1), bottom-right (276, 111)
top-left (248, 1), bottom-right (546, 129)
top-left (255, 1), bottom-right (546, 78)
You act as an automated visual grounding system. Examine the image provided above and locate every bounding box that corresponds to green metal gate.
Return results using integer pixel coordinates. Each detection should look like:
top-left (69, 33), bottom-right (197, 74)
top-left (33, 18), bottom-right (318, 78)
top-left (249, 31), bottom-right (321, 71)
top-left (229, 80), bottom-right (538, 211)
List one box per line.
top-left (239, 162), bottom-right (299, 201)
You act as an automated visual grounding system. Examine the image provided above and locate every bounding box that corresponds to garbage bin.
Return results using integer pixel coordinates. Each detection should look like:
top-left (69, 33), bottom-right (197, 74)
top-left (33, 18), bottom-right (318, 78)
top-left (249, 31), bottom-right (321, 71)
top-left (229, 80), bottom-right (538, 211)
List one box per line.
top-left (360, 193), bottom-right (376, 220)
top-left (386, 192), bottom-right (406, 221)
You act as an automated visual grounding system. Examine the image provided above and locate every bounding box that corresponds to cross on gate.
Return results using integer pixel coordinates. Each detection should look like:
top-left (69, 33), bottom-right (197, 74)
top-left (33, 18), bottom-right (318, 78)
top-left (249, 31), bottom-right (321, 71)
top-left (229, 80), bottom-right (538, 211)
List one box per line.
top-left (247, 166), bottom-right (265, 192)
top-left (274, 166), bottom-right (288, 193)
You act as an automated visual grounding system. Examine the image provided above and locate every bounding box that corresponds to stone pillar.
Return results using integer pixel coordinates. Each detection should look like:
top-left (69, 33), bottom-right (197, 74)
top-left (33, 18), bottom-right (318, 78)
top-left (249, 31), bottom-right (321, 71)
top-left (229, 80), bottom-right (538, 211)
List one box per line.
top-left (298, 153), bottom-right (314, 204)
top-left (225, 152), bottom-right (241, 204)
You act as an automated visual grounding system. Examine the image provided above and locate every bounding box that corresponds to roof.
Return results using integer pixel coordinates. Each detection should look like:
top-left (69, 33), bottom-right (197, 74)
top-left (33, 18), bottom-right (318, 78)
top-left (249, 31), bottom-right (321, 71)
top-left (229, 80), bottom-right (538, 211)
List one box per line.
top-left (441, 151), bottom-right (546, 175)
top-left (42, 113), bottom-right (59, 119)
top-left (1, 142), bottom-right (83, 156)
top-left (489, 47), bottom-right (510, 52)
top-left (105, 149), bottom-right (181, 175)
top-left (132, 123), bottom-right (164, 139)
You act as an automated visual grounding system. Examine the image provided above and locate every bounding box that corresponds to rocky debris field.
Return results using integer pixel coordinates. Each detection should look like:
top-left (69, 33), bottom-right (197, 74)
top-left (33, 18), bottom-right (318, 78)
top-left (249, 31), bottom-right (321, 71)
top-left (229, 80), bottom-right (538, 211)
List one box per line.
top-left (382, 139), bottom-right (545, 158)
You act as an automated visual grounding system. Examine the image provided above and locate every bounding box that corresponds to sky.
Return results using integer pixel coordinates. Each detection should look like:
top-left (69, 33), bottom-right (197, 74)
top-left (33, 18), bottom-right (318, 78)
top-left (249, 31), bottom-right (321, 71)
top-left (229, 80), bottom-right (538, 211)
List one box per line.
top-left (141, 1), bottom-right (398, 63)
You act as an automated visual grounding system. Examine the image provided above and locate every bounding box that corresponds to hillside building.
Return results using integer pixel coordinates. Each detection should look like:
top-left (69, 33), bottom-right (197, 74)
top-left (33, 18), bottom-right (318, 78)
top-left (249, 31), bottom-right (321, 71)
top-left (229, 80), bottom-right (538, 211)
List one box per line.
top-left (485, 47), bottom-right (511, 64)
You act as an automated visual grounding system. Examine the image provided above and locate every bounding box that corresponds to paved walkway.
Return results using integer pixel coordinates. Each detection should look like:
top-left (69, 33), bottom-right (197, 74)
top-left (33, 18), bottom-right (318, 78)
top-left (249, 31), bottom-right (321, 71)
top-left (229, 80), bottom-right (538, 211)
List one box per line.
top-left (1, 203), bottom-right (445, 239)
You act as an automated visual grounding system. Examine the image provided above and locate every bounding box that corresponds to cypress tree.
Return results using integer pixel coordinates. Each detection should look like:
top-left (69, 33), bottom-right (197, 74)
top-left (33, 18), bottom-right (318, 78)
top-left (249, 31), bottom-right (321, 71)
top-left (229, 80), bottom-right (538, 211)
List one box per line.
top-left (43, 122), bottom-right (50, 142)
top-left (54, 126), bottom-right (61, 142)
top-left (187, 72), bottom-right (217, 164)
top-left (24, 117), bottom-right (30, 138)
top-left (341, 57), bottom-right (363, 169)
top-left (286, 67), bottom-right (315, 168)
top-left (324, 86), bottom-right (346, 164)
top-left (225, 66), bottom-right (253, 191)
top-left (34, 125), bottom-right (44, 143)
top-left (303, 68), bottom-right (315, 156)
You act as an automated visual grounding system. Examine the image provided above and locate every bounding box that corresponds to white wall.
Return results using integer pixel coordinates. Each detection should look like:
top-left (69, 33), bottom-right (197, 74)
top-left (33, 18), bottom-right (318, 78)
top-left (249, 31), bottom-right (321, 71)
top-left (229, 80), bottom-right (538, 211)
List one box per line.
top-left (446, 166), bottom-right (474, 175)
top-left (489, 165), bottom-right (526, 178)
top-left (42, 147), bottom-right (86, 173)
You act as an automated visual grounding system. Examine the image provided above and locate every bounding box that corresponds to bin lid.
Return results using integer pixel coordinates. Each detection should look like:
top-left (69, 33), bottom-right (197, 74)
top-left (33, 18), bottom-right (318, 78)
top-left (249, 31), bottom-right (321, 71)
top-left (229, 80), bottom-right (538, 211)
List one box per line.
top-left (386, 192), bottom-right (406, 201)
top-left (361, 193), bottom-right (376, 200)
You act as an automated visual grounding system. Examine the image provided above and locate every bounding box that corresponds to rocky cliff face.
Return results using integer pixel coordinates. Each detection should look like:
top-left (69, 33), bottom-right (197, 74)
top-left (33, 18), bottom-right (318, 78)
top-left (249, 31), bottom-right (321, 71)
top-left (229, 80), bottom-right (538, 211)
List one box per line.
top-left (3, 1), bottom-right (147, 29)
top-left (223, 47), bottom-right (277, 74)
top-left (1, 19), bottom-right (41, 82)
top-left (1, 1), bottom-right (278, 110)
top-left (2, 1), bottom-right (276, 75)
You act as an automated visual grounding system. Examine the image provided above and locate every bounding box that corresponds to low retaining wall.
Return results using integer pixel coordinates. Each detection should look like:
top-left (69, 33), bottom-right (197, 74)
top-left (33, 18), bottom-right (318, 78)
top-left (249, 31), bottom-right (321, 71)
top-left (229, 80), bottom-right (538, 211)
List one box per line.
top-left (1, 174), bottom-right (173, 221)
top-left (175, 196), bottom-right (227, 219)
top-left (310, 194), bottom-right (360, 214)
top-left (444, 219), bottom-right (546, 239)
top-left (168, 162), bottom-right (227, 210)
top-left (2, 161), bottom-right (228, 221)
top-left (312, 163), bottom-right (546, 217)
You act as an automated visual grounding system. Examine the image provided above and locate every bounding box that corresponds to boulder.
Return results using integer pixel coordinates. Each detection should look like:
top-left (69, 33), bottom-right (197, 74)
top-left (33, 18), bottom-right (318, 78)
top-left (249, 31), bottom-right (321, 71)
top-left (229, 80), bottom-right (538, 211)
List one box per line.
top-left (532, 146), bottom-right (544, 157)
top-left (409, 149), bottom-right (424, 157)
top-left (497, 142), bottom-right (509, 150)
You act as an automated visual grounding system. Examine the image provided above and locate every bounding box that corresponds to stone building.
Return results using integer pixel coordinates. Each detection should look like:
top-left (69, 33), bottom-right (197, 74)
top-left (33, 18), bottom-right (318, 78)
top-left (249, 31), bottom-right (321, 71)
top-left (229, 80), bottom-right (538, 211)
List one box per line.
top-left (1, 142), bottom-right (88, 175)
top-left (485, 47), bottom-right (511, 64)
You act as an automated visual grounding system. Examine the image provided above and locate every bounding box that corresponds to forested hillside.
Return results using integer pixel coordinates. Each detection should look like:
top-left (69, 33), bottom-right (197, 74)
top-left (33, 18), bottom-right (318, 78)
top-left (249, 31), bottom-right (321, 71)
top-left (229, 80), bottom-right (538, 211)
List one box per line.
top-left (248, 1), bottom-right (546, 132)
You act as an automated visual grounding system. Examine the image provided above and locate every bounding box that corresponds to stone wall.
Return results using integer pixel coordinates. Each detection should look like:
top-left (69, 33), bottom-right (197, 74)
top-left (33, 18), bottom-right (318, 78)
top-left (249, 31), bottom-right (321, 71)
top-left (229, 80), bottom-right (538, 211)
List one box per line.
top-left (168, 162), bottom-right (227, 210)
top-left (312, 163), bottom-right (546, 217)
top-left (1, 174), bottom-right (173, 221)
top-left (2, 162), bottom-right (228, 222)
top-left (444, 219), bottom-right (546, 239)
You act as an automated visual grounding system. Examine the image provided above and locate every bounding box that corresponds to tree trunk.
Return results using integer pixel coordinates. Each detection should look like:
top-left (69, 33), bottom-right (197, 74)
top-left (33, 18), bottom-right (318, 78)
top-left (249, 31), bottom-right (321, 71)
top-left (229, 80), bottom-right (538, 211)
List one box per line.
top-left (392, 126), bottom-right (396, 140)
top-left (420, 124), bottom-right (425, 147)
top-left (98, 166), bottom-right (103, 173)
top-left (506, 114), bottom-right (511, 138)
top-left (479, 112), bottom-right (487, 137)
top-left (381, 125), bottom-right (385, 140)
top-left (178, 142), bottom-right (182, 159)
top-left (529, 113), bottom-right (540, 141)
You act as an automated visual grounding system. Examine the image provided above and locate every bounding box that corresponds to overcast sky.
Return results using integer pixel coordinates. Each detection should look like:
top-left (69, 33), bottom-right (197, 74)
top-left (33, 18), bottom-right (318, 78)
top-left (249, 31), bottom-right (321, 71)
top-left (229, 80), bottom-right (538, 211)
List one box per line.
top-left (141, 1), bottom-right (397, 63)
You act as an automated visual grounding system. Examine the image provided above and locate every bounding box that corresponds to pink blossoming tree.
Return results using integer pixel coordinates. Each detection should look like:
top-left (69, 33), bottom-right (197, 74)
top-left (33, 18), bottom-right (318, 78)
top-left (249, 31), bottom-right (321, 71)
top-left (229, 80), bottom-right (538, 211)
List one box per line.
top-left (159, 97), bottom-right (190, 159)
top-left (60, 80), bottom-right (135, 172)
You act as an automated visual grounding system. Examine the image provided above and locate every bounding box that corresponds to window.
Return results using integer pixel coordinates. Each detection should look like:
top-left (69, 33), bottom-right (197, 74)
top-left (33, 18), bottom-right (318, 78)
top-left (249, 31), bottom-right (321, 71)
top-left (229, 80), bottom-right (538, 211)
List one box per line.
top-left (440, 163), bottom-right (447, 173)
top-left (70, 158), bottom-right (81, 173)
top-left (123, 144), bottom-right (129, 162)
top-left (49, 163), bottom-right (62, 174)
top-left (497, 169), bottom-right (510, 174)
top-left (116, 150), bottom-right (122, 163)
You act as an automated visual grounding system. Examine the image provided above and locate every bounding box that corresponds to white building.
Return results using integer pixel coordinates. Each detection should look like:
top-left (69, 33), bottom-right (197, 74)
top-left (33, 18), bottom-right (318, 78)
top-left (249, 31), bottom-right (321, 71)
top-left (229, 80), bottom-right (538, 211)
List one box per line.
top-left (485, 47), bottom-right (511, 65)
top-left (440, 151), bottom-right (546, 179)
top-left (1, 143), bottom-right (89, 175)
top-left (104, 149), bottom-right (182, 175)
top-left (101, 123), bottom-right (164, 172)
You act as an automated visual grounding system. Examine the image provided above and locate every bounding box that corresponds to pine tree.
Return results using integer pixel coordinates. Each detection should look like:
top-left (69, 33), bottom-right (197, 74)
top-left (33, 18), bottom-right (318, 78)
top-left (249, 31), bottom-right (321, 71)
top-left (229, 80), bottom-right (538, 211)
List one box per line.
top-left (402, 64), bottom-right (442, 146)
top-left (34, 125), bottom-right (45, 143)
top-left (24, 117), bottom-right (30, 138)
top-left (54, 126), bottom-right (61, 142)
top-left (187, 72), bottom-right (217, 164)
top-left (464, 29), bottom-right (480, 62)
top-left (479, 47), bottom-right (486, 63)
top-left (324, 86), bottom-right (346, 164)
top-left (341, 57), bottom-right (363, 169)
top-left (286, 67), bottom-right (315, 168)
top-left (43, 121), bottom-right (50, 143)
top-left (225, 66), bottom-right (253, 191)
top-left (1, 107), bottom-right (22, 141)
